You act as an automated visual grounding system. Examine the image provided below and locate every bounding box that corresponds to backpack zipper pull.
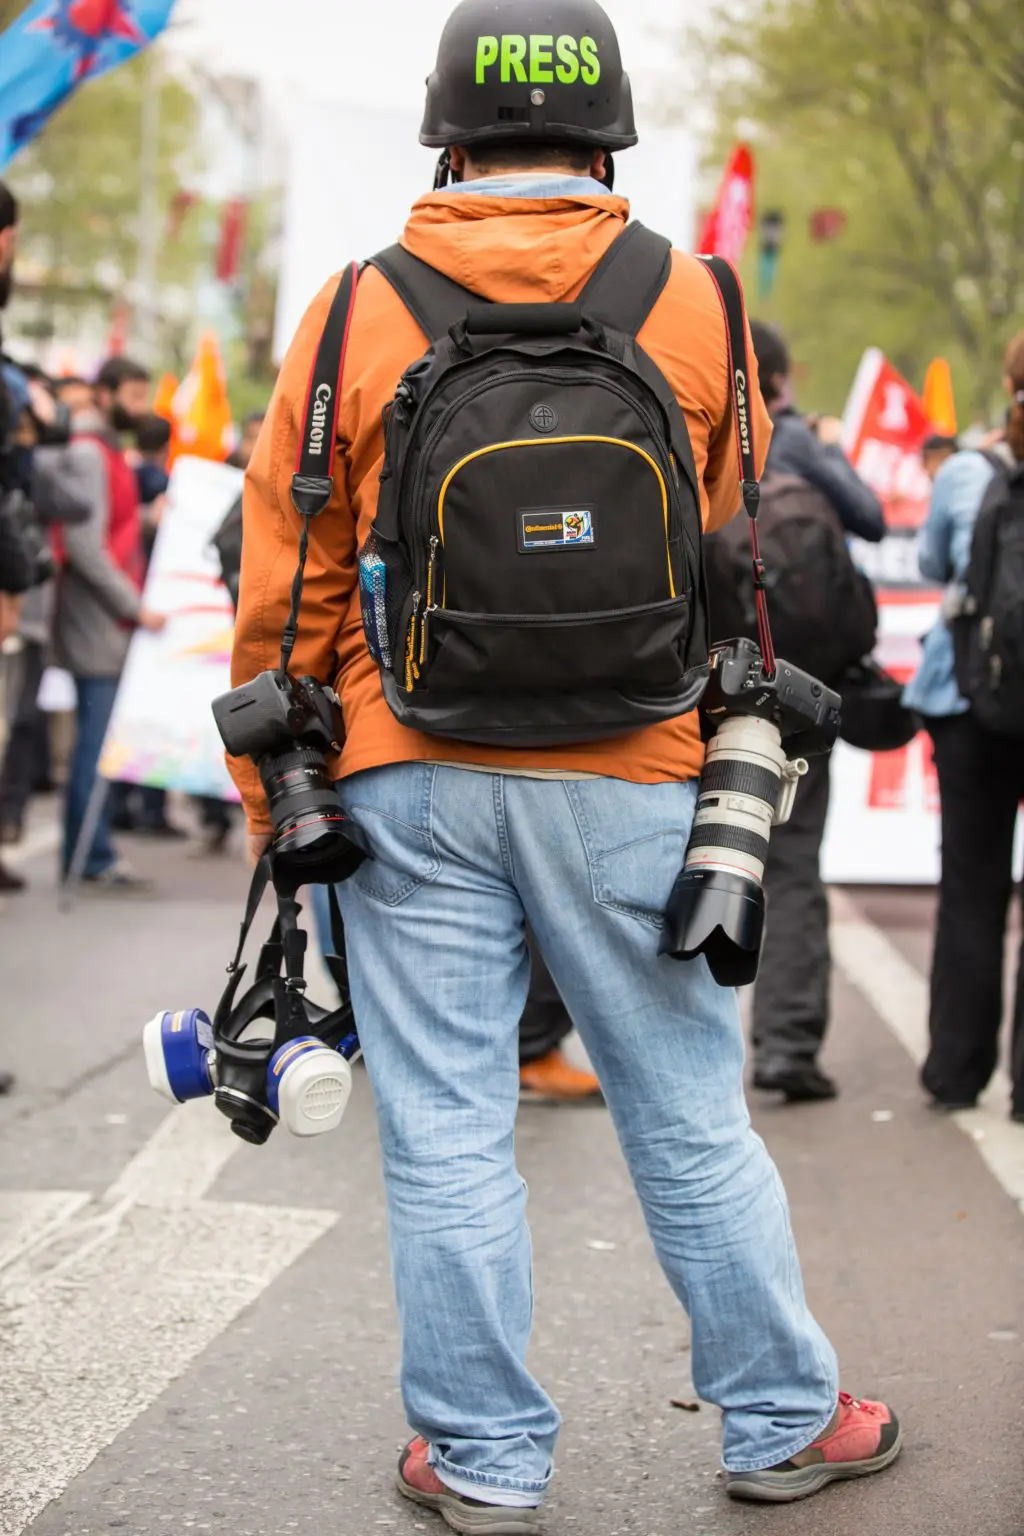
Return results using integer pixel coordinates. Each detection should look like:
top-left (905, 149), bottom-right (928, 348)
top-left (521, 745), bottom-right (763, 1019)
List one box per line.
top-left (405, 591), bottom-right (422, 691)
top-left (420, 538), bottom-right (439, 665)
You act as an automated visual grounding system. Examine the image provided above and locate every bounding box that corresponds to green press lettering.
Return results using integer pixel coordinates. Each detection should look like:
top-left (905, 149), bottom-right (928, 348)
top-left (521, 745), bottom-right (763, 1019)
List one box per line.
top-left (500, 33), bottom-right (528, 83)
top-left (579, 35), bottom-right (600, 85)
top-left (528, 34), bottom-right (553, 82)
top-left (554, 34), bottom-right (579, 83)
top-left (475, 35), bottom-right (499, 83)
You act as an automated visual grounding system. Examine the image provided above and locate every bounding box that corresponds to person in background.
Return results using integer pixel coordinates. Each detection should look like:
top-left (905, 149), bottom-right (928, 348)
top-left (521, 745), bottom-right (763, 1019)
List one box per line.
top-left (109, 410), bottom-right (184, 839)
top-left (922, 433), bottom-right (959, 483)
top-left (227, 409), bottom-right (265, 471)
top-left (904, 334), bottom-right (1024, 1122)
top-left (747, 320), bottom-right (885, 1102)
top-left (54, 356), bottom-right (165, 890)
top-left (133, 411), bottom-right (171, 541)
top-left (0, 369), bottom-right (93, 884)
top-left (194, 408), bottom-right (268, 853)
top-left (52, 376), bottom-right (93, 417)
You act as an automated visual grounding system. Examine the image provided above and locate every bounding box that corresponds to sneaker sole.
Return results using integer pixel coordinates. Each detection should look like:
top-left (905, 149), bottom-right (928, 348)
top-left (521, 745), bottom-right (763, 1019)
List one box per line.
top-left (396, 1473), bottom-right (542, 1533)
top-left (725, 1424), bottom-right (903, 1503)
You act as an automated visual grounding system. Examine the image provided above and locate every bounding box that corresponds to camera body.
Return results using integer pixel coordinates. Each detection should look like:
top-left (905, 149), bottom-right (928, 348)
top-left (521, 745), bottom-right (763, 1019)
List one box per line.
top-left (213, 670), bottom-right (364, 886)
top-left (699, 637), bottom-right (840, 759)
top-left (660, 638), bottom-right (841, 988)
top-left (213, 668), bottom-right (342, 760)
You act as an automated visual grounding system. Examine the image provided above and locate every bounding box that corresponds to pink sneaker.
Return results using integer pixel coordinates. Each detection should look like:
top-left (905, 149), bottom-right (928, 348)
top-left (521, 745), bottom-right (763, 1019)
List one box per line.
top-left (396, 1437), bottom-right (542, 1533)
top-left (725, 1392), bottom-right (903, 1502)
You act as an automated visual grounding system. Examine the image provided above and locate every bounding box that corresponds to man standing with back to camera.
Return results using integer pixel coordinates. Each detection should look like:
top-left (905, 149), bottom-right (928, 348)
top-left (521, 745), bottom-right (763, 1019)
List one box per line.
top-left (229, 3), bottom-right (901, 1528)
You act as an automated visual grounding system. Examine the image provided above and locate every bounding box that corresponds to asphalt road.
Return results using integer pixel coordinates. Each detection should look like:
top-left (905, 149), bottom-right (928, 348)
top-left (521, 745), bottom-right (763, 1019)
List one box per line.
top-left (1, 810), bottom-right (1022, 1536)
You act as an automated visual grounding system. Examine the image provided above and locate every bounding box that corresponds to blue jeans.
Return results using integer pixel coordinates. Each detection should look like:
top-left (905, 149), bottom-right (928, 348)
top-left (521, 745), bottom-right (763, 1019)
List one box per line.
top-left (334, 765), bottom-right (838, 1504)
top-left (63, 675), bottom-right (119, 879)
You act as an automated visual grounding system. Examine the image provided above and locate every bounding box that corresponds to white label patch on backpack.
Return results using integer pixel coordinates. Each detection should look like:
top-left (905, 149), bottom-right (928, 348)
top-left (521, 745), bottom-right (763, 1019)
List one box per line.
top-left (518, 507), bottom-right (595, 552)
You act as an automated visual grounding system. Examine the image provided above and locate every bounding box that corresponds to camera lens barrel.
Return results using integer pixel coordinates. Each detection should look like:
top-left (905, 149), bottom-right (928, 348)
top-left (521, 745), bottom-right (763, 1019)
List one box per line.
top-left (683, 716), bottom-right (785, 883)
top-left (258, 746), bottom-right (349, 869)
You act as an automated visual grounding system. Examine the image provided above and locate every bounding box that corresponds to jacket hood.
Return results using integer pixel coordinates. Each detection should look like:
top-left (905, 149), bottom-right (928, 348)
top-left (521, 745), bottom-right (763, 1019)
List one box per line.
top-left (401, 190), bottom-right (630, 303)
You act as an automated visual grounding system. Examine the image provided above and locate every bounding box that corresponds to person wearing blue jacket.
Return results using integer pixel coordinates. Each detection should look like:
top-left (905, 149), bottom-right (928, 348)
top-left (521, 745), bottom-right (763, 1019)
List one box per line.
top-left (905, 335), bottom-right (1024, 1120)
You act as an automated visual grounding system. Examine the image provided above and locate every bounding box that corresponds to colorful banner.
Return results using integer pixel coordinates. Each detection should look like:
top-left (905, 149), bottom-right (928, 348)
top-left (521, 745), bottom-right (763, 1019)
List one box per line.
top-left (824, 350), bottom-right (943, 883)
top-left (0, 0), bottom-right (177, 169)
top-left (99, 455), bottom-right (242, 799)
top-left (696, 144), bottom-right (755, 266)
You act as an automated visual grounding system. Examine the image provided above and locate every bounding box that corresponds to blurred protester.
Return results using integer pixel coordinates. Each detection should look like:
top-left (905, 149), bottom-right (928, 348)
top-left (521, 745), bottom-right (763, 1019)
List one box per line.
top-left (227, 408), bottom-right (265, 471)
top-left (0, 372), bottom-right (93, 880)
top-left (0, 182), bottom-right (91, 897)
top-left (905, 334), bottom-right (1024, 1122)
top-left (746, 321), bottom-right (885, 1102)
top-left (193, 408), bottom-right (270, 853)
top-left (922, 433), bottom-right (959, 482)
top-left (109, 411), bottom-right (183, 839)
top-left (133, 411), bottom-right (171, 547)
top-left (52, 376), bottom-right (93, 416)
top-left (54, 356), bottom-right (165, 890)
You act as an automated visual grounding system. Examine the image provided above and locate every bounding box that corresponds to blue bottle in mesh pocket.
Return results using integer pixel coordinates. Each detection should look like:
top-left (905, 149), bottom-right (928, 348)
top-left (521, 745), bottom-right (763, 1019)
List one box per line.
top-left (358, 534), bottom-right (392, 669)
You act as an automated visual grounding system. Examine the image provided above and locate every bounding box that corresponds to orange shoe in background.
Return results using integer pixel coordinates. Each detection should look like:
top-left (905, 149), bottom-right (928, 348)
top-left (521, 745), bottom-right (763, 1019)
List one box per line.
top-left (519, 1049), bottom-right (602, 1102)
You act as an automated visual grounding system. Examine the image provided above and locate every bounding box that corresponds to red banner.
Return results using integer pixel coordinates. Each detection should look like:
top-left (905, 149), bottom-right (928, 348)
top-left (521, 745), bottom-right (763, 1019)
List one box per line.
top-left (215, 198), bottom-right (248, 285)
top-left (842, 348), bottom-right (935, 533)
top-left (696, 144), bottom-right (754, 265)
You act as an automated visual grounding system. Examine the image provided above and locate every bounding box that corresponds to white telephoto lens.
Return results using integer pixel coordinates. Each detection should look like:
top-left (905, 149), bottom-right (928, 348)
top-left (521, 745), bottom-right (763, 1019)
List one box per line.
top-left (684, 715), bottom-right (787, 884)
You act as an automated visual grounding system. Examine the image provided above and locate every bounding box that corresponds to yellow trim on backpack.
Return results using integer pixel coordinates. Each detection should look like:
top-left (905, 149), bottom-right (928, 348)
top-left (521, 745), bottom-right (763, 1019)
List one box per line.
top-left (436, 436), bottom-right (674, 602)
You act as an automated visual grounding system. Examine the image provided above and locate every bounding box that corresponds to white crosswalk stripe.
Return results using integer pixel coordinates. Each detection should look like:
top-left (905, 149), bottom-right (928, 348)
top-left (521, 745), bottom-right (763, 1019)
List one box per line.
top-left (0, 1105), bottom-right (338, 1536)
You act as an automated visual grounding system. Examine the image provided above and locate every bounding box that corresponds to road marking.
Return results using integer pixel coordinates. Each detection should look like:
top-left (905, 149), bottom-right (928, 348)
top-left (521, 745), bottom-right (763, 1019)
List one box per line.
top-left (0, 1105), bottom-right (339, 1536)
top-left (830, 905), bottom-right (1024, 1215)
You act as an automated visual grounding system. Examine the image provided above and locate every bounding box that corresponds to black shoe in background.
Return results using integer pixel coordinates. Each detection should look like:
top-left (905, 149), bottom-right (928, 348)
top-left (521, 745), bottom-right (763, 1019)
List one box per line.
top-left (753, 1062), bottom-right (839, 1102)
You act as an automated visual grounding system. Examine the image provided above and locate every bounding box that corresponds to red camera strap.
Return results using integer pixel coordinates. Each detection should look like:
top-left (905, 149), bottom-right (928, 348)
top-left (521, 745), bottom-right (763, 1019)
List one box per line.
top-left (698, 255), bottom-right (777, 679)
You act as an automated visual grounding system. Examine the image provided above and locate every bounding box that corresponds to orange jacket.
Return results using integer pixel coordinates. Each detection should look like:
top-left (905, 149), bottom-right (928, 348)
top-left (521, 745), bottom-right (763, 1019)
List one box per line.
top-left (229, 189), bottom-right (771, 833)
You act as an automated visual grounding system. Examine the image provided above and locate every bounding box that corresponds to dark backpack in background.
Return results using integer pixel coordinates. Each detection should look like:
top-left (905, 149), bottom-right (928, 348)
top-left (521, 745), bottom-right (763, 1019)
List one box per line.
top-left (212, 491), bottom-right (243, 614)
top-left (704, 472), bottom-right (877, 683)
top-left (953, 457), bottom-right (1024, 736)
top-left (357, 224), bottom-right (711, 747)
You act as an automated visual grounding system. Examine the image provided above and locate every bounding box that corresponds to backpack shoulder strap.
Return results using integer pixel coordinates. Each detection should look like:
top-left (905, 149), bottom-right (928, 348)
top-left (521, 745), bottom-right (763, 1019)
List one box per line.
top-left (577, 222), bottom-right (672, 337)
top-left (368, 244), bottom-right (485, 342)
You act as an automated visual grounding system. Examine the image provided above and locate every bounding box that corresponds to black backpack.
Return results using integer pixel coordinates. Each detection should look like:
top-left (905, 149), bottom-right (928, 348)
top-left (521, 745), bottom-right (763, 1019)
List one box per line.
top-left (355, 224), bottom-right (713, 747)
top-left (704, 472), bottom-right (877, 683)
top-left (211, 491), bottom-right (243, 613)
top-left (953, 455), bottom-right (1024, 736)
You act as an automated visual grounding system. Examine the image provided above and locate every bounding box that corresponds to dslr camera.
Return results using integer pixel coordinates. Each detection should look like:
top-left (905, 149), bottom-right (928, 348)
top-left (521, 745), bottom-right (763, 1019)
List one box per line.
top-left (660, 637), bottom-right (841, 987)
top-left (212, 669), bottom-right (364, 886)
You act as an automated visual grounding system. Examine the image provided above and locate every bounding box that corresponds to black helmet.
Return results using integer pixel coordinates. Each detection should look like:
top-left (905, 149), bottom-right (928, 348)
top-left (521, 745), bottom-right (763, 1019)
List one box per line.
top-left (421, 0), bottom-right (637, 153)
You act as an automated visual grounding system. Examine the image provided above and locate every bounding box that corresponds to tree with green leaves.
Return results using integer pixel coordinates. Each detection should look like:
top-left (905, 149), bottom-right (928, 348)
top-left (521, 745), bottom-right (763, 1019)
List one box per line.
top-left (699, 0), bottom-right (1024, 419)
top-left (4, 44), bottom-right (205, 358)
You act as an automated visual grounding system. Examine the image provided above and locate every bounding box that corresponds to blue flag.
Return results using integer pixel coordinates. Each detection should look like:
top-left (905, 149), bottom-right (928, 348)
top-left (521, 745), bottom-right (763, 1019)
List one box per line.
top-left (0, 0), bottom-right (177, 170)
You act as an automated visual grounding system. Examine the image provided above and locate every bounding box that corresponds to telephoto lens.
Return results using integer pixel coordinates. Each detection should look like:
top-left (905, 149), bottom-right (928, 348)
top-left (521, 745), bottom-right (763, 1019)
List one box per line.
top-left (660, 638), bottom-right (839, 987)
top-left (661, 715), bottom-right (804, 987)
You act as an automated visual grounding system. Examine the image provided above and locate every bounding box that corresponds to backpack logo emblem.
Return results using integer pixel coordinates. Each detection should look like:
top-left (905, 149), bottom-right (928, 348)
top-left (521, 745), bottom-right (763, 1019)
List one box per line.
top-left (529, 402), bottom-right (558, 434)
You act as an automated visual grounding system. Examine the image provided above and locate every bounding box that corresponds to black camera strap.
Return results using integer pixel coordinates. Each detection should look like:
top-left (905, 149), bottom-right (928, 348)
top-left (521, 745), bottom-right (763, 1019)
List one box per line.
top-left (280, 260), bottom-right (360, 676)
top-left (699, 256), bottom-right (777, 679)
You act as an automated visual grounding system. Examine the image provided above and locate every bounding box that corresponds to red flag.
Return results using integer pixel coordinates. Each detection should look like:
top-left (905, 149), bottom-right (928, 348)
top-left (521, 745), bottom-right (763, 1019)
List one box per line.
top-left (696, 144), bottom-right (755, 264)
top-left (215, 198), bottom-right (248, 284)
top-left (842, 349), bottom-right (935, 532)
